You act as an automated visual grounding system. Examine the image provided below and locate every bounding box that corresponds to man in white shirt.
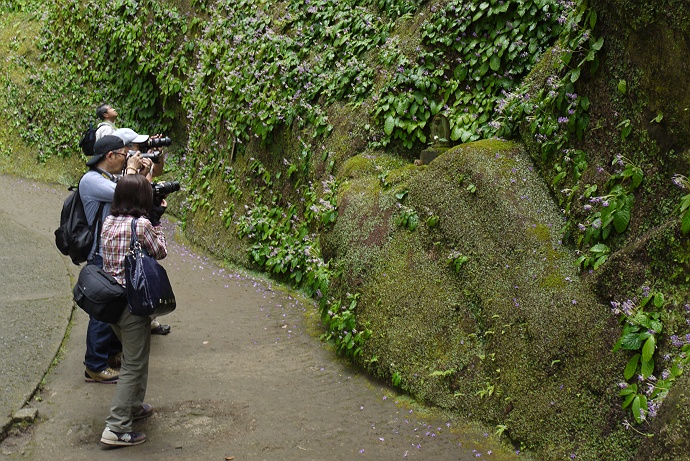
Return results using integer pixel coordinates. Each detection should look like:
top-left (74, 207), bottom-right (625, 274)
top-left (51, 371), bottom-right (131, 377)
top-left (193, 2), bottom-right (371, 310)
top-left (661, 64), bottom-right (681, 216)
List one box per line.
top-left (95, 104), bottom-right (118, 140)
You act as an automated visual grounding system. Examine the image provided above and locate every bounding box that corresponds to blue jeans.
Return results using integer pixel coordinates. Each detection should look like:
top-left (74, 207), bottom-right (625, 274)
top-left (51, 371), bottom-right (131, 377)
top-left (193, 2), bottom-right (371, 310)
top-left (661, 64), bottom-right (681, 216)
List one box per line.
top-left (84, 317), bottom-right (122, 372)
top-left (84, 253), bottom-right (122, 372)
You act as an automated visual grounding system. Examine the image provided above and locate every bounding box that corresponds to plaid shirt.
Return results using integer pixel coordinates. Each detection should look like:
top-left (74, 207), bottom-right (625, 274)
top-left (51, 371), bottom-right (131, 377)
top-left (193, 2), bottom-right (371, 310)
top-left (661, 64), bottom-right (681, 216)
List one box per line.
top-left (101, 215), bottom-right (167, 286)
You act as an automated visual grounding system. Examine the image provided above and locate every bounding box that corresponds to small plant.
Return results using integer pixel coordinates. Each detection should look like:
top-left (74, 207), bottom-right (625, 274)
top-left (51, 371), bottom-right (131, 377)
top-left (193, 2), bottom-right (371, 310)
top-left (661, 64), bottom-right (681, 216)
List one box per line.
top-left (495, 424), bottom-right (508, 438)
top-left (575, 155), bottom-right (643, 265)
top-left (392, 371), bottom-right (402, 387)
top-left (429, 368), bottom-right (456, 378)
top-left (396, 205), bottom-right (419, 231)
top-left (609, 287), bottom-right (690, 425)
top-left (448, 251), bottom-right (469, 273)
top-left (426, 215), bottom-right (439, 228)
top-left (476, 382), bottom-right (495, 399)
top-left (617, 119), bottom-right (632, 141)
top-left (576, 243), bottom-right (610, 270)
top-left (320, 293), bottom-right (372, 359)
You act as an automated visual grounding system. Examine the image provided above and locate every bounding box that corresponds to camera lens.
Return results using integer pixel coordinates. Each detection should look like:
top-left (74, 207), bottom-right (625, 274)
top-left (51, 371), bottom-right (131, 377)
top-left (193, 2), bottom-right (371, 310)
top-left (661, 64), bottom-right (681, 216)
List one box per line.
top-left (147, 137), bottom-right (172, 148)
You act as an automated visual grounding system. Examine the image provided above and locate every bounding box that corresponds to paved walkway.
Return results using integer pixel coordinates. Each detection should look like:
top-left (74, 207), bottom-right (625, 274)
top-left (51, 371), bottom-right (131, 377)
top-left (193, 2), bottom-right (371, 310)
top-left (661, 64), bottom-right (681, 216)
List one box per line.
top-left (0, 176), bottom-right (75, 435)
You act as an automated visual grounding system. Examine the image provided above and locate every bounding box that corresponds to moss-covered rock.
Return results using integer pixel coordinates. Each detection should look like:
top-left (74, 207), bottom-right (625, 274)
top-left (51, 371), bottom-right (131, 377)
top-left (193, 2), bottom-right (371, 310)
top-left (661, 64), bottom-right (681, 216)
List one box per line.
top-left (324, 139), bottom-right (636, 459)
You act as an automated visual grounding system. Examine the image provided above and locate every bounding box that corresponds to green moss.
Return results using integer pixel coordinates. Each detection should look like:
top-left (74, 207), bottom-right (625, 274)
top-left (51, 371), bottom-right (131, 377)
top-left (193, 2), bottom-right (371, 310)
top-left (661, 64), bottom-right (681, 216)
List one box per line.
top-left (340, 155), bottom-right (377, 180)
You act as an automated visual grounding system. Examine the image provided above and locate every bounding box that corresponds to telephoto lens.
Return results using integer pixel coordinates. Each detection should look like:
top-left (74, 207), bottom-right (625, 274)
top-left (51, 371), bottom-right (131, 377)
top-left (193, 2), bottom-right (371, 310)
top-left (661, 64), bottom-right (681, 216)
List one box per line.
top-left (147, 137), bottom-right (172, 148)
top-left (152, 180), bottom-right (181, 201)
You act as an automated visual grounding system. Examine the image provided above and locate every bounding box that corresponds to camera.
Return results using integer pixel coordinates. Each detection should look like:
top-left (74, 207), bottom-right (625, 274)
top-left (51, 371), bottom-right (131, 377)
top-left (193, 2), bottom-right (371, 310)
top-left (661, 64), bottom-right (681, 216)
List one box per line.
top-left (140, 151), bottom-right (162, 164)
top-left (152, 181), bottom-right (180, 202)
top-left (145, 137), bottom-right (172, 149)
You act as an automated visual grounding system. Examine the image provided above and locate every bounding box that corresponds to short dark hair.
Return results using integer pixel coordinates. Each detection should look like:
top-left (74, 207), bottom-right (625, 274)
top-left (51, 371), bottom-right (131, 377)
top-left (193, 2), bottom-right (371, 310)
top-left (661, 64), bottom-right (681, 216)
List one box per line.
top-left (96, 104), bottom-right (110, 120)
top-left (111, 174), bottom-right (152, 218)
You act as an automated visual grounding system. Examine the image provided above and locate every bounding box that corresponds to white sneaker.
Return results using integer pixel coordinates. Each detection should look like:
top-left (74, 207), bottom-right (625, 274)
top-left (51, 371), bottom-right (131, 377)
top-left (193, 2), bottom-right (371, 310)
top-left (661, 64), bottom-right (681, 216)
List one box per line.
top-left (100, 427), bottom-right (146, 446)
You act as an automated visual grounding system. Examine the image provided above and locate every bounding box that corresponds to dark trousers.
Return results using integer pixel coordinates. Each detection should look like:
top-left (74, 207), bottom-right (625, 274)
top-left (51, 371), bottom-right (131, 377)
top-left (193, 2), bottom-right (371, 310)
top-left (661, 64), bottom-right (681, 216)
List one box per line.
top-left (84, 253), bottom-right (122, 372)
top-left (84, 317), bottom-right (122, 372)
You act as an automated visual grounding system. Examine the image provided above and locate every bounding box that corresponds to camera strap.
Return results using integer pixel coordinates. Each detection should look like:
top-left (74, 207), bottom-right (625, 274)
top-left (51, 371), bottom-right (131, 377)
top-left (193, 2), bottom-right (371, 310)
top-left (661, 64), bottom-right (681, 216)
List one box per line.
top-left (94, 167), bottom-right (117, 183)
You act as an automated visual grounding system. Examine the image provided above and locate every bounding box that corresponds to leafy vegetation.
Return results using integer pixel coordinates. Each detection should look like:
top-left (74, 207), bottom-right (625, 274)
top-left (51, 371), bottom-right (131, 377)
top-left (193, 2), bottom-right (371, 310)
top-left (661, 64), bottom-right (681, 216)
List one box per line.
top-left (612, 289), bottom-right (690, 425)
top-left (373, 0), bottom-right (572, 149)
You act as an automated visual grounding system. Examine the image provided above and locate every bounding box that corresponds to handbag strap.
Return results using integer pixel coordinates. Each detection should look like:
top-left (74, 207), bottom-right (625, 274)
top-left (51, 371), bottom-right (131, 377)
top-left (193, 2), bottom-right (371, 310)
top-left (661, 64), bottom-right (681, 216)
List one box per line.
top-left (129, 217), bottom-right (140, 251)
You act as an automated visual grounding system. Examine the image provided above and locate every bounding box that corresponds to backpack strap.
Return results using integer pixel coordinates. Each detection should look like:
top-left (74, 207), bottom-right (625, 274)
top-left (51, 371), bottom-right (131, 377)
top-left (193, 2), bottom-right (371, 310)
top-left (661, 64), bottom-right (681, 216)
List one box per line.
top-left (77, 180), bottom-right (107, 254)
top-left (93, 200), bottom-right (106, 251)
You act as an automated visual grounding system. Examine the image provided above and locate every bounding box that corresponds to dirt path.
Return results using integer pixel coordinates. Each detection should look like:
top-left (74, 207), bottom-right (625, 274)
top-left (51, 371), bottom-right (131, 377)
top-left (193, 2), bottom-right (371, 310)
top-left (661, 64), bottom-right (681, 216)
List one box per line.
top-left (0, 175), bottom-right (517, 461)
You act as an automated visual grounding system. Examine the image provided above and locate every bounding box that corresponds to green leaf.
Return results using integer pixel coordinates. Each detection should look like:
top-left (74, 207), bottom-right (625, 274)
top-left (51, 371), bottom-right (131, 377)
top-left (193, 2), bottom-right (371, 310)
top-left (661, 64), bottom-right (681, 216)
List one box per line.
top-left (682, 209), bottom-right (690, 234)
top-left (620, 385), bottom-right (636, 396)
top-left (641, 356), bottom-right (654, 378)
top-left (624, 354), bottom-right (640, 380)
top-left (592, 254), bottom-right (608, 270)
top-left (650, 320), bottom-right (663, 333)
top-left (621, 334), bottom-right (644, 351)
top-left (617, 80), bottom-right (627, 94)
top-left (642, 336), bottom-right (656, 363)
top-left (631, 169), bottom-right (643, 188)
top-left (653, 293), bottom-right (664, 308)
top-left (580, 97), bottom-right (591, 111)
top-left (454, 65), bottom-right (468, 81)
top-left (612, 208), bottom-right (630, 233)
top-left (590, 243), bottom-right (610, 254)
top-left (490, 54), bottom-right (501, 71)
top-left (622, 393), bottom-right (635, 409)
top-left (478, 61), bottom-right (489, 76)
top-left (631, 395), bottom-right (642, 422)
top-left (570, 67), bottom-right (581, 83)
top-left (591, 37), bottom-right (604, 51)
top-left (384, 116), bottom-right (396, 135)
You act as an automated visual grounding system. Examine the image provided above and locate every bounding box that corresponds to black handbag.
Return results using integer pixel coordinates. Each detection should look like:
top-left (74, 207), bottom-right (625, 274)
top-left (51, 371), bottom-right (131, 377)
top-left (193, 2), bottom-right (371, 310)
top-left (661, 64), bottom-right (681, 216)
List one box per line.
top-left (73, 264), bottom-right (127, 323)
top-left (124, 218), bottom-right (176, 317)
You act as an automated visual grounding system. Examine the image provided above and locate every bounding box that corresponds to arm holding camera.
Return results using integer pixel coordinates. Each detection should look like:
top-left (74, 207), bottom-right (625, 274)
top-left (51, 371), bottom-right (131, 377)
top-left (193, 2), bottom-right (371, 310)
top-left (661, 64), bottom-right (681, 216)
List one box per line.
top-left (148, 198), bottom-right (167, 227)
top-left (124, 152), bottom-right (153, 179)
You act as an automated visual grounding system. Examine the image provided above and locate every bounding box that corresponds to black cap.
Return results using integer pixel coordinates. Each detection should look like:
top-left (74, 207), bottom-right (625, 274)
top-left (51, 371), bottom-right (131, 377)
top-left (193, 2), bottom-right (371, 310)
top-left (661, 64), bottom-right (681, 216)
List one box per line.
top-left (87, 136), bottom-right (125, 166)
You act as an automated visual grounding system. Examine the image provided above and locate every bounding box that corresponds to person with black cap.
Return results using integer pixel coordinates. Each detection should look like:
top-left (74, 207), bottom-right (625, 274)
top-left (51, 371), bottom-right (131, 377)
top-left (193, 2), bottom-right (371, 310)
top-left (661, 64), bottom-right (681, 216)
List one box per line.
top-left (79, 135), bottom-right (153, 383)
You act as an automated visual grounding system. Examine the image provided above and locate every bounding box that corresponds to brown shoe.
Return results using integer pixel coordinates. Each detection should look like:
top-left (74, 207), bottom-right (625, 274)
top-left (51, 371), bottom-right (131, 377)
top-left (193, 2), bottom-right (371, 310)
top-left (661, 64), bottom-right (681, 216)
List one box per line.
top-left (85, 367), bottom-right (119, 383)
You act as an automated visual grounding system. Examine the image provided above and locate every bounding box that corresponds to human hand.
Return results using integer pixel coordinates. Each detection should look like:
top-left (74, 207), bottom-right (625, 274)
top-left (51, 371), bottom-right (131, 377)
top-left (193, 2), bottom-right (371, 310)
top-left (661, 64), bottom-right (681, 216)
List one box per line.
top-left (149, 200), bottom-right (167, 226)
top-left (125, 152), bottom-right (143, 173)
top-left (140, 157), bottom-right (153, 177)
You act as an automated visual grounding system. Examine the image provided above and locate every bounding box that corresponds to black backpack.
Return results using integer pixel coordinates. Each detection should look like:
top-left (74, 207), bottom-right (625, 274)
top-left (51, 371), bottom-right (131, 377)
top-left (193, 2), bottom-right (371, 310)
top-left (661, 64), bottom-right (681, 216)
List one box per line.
top-left (78, 123), bottom-right (97, 157)
top-left (55, 182), bottom-right (104, 265)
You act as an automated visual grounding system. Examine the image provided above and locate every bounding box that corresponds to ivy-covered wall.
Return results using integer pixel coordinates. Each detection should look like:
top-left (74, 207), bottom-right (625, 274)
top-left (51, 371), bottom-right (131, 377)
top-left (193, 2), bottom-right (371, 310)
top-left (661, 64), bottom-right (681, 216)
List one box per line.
top-left (1, 0), bottom-right (690, 459)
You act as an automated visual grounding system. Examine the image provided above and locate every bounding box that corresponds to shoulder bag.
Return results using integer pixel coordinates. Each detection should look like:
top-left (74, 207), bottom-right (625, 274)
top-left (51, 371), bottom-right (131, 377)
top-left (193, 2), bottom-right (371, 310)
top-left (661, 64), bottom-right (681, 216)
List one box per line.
top-left (125, 218), bottom-right (176, 317)
top-left (73, 264), bottom-right (127, 323)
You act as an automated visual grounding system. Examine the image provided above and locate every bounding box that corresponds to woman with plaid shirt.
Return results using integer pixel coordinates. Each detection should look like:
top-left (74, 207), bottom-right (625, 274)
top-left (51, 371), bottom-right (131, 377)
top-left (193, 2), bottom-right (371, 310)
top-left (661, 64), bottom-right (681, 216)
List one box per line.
top-left (99, 174), bottom-right (167, 447)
